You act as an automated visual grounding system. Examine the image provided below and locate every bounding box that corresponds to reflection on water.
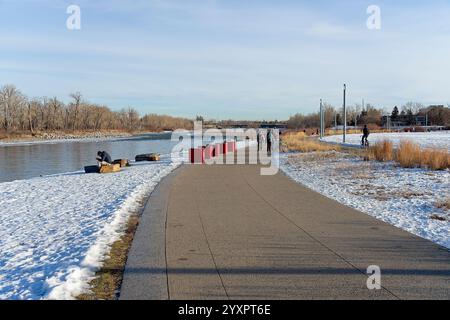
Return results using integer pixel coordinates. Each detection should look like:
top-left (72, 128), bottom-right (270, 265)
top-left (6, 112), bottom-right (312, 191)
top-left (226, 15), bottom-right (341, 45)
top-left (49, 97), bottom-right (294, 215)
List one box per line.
top-left (0, 133), bottom-right (177, 183)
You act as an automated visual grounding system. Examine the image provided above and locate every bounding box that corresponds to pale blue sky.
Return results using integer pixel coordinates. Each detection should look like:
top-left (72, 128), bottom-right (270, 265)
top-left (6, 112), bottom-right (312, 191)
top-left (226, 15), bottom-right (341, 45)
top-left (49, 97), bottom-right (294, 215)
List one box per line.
top-left (1, 0), bottom-right (449, 120)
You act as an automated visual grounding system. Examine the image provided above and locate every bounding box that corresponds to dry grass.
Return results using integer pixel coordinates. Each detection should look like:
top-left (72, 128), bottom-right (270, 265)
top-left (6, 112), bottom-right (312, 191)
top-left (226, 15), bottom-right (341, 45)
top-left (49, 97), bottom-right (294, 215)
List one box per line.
top-left (396, 142), bottom-right (449, 170)
top-left (430, 214), bottom-right (447, 221)
top-left (395, 141), bottom-right (423, 168)
top-left (283, 131), bottom-right (307, 140)
top-left (282, 131), bottom-right (340, 153)
top-left (290, 140), bottom-right (340, 153)
top-left (294, 152), bottom-right (341, 162)
top-left (352, 172), bottom-right (376, 180)
top-left (285, 131), bottom-right (449, 171)
top-left (351, 183), bottom-right (428, 202)
top-left (421, 149), bottom-right (450, 171)
top-left (369, 140), bottom-right (394, 162)
top-left (436, 199), bottom-right (450, 211)
top-left (77, 214), bottom-right (140, 300)
top-left (396, 190), bottom-right (427, 199)
top-left (369, 140), bottom-right (450, 171)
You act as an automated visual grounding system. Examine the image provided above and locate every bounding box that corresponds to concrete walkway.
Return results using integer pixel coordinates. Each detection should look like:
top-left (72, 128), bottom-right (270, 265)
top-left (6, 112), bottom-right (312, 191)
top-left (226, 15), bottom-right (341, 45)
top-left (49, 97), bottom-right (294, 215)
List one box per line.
top-left (121, 164), bottom-right (450, 300)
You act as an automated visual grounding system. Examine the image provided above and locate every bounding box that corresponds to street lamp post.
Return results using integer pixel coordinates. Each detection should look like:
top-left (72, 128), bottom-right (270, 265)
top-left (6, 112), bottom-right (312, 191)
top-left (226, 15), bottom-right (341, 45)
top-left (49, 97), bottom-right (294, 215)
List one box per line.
top-left (343, 84), bottom-right (347, 143)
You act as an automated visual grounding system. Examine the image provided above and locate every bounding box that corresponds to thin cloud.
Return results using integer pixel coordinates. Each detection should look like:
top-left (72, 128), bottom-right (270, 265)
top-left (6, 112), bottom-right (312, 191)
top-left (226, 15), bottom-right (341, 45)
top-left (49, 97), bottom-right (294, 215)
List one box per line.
top-left (0, 0), bottom-right (449, 119)
top-left (305, 23), bottom-right (354, 37)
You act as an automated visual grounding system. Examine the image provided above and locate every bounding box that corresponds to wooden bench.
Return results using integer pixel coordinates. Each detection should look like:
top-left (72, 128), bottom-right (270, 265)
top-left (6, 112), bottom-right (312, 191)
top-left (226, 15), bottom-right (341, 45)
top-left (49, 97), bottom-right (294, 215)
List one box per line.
top-left (135, 153), bottom-right (161, 162)
top-left (84, 164), bottom-right (121, 174)
top-left (113, 159), bottom-right (130, 167)
top-left (99, 163), bottom-right (121, 173)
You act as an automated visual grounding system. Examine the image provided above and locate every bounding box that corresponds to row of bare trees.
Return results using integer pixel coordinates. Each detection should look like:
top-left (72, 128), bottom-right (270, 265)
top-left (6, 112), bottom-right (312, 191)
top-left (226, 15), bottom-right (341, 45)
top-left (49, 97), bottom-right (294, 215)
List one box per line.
top-left (0, 84), bottom-right (193, 134)
top-left (287, 103), bottom-right (383, 129)
top-left (287, 101), bottom-right (450, 129)
top-left (419, 106), bottom-right (450, 126)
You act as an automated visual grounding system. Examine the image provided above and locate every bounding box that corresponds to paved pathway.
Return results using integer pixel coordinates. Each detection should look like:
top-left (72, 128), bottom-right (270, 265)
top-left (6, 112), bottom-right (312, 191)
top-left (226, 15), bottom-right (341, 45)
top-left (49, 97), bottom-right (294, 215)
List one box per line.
top-left (121, 163), bottom-right (450, 300)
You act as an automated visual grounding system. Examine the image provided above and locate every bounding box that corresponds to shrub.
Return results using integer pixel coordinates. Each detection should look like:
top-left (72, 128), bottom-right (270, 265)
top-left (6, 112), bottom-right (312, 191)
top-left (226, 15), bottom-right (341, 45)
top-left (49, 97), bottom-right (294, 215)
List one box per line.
top-left (421, 148), bottom-right (450, 170)
top-left (395, 141), bottom-right (422, 168)
top-left (393, 141), bottom-right (450, 170)
top-left (370, 140), bottom-right (393, 162)
top-left (282, 131), bottom-right (339, 152)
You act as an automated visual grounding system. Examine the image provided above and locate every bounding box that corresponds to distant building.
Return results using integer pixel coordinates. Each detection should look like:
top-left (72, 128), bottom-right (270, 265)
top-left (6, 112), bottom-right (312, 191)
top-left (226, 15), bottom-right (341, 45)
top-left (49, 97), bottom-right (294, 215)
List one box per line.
top-left (381, 115), bottom-right (427, 128)
top-left (260, 123), bottom-right (288, 130)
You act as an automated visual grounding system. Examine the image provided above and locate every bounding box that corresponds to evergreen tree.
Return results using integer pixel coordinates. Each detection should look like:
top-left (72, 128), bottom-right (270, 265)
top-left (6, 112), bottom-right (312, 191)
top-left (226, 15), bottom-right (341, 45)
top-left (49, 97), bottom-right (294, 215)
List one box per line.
top-left (391, 106), bottom-right (399, 120)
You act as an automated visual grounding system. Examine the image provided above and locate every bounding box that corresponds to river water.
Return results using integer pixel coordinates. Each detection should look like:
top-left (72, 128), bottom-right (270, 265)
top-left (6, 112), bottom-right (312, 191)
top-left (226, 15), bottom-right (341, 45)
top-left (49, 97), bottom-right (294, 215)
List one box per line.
top-left (0, 133), bottom-right (179, 183)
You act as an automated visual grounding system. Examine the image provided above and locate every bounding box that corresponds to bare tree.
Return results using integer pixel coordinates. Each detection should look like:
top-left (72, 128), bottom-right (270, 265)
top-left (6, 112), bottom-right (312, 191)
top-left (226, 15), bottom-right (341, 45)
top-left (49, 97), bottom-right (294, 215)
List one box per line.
top-left (0, 85), bottom-right (24, 132)
top-left (127, 107), bottom-right (140, 131)
top-left (69, 92), bottom-right (82, 131)
top-left (27, 101), bottom-right (34, 134)
top-left (403, 102), bottom-right (424, 115)
top-left (0, 85), bottom-right (194, 135)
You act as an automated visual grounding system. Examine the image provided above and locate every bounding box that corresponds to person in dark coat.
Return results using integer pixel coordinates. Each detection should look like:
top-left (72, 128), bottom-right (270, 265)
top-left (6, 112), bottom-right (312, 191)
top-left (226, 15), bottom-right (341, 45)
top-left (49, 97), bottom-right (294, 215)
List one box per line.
top-left (96, 151), bottom-right (112, 164)
top-left (362, 125), bottom-right (370, 146)
top-left (267, 129), bottom-right (272, 152)
top-left (257, 130), bottom-right (260, 151)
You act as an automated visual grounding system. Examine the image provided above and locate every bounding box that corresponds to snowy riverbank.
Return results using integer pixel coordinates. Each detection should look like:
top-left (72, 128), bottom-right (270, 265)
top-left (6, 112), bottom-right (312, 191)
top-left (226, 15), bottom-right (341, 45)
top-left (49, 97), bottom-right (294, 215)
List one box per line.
top-left (0, 156), bottom-right (181, 300)
top-left (0, 140), bottom-right (253, 300)
top-left (280, 152), bottom-right (450, 249)
top-left (0, 132), bottom-right (135, 147)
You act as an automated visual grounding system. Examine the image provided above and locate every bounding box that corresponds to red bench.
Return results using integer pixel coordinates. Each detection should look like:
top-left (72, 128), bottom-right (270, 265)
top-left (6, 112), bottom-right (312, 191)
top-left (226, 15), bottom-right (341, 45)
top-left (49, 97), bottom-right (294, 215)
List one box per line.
top-left (189, 147), bottom-right (205, 164)
top-left (190, 142), bottom-right (237, 164)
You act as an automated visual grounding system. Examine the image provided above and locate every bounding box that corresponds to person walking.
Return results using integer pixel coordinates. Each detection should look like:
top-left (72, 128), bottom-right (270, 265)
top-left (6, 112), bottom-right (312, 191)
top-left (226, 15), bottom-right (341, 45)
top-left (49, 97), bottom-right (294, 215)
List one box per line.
top-left (257, 130), bottom-right (260, 151)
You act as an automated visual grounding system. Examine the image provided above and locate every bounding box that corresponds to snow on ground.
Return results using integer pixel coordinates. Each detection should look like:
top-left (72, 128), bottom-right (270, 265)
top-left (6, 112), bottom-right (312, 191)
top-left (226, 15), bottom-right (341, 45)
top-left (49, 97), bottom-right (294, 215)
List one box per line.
top-left (322, 131), bottom-right (450, 151)
top-left (0, 155), bottom-right (181, 300)
top-left (280, 152), bottom-right (450, 249)
top-left (0, 141), bottom-right (251, 300)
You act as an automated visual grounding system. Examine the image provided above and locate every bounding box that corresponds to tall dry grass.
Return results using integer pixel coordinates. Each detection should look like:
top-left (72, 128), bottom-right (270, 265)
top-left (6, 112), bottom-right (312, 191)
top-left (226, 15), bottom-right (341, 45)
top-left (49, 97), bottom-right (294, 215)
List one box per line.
top-left (436, 199), bottom-right (450, 211)
top-left (421, 148), bottom-right (450, 170)
top-left (283, 131), bottom-right (307, 140)
top-left (282, 131), bottom-right (340, 152)
top-left (395, 141), bottom-right (423, 168)
top-left (370, 140), bottom-right (450, 170)
top-left (369, 140), bottom-right (394, 162)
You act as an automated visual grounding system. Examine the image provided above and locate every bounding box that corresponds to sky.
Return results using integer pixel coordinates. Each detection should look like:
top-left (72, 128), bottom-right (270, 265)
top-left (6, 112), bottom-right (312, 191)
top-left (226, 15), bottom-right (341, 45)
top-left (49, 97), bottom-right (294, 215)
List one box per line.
top-left (0, 0), bottom-right (449, 120)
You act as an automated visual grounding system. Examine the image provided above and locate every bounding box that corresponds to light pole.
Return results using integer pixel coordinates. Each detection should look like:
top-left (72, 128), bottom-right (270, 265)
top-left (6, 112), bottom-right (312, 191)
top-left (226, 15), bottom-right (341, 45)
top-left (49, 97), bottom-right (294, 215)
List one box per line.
top-left (343, 84), bottom-right (347, 143)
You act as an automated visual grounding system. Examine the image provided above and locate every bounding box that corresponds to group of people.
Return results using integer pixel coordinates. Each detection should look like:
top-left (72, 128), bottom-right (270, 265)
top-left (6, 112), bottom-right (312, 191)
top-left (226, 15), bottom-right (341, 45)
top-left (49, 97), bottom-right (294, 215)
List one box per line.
top-left (257, 129), bottom-right (275, 152)
top-left (95, 126), bottom-right (369, 166)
